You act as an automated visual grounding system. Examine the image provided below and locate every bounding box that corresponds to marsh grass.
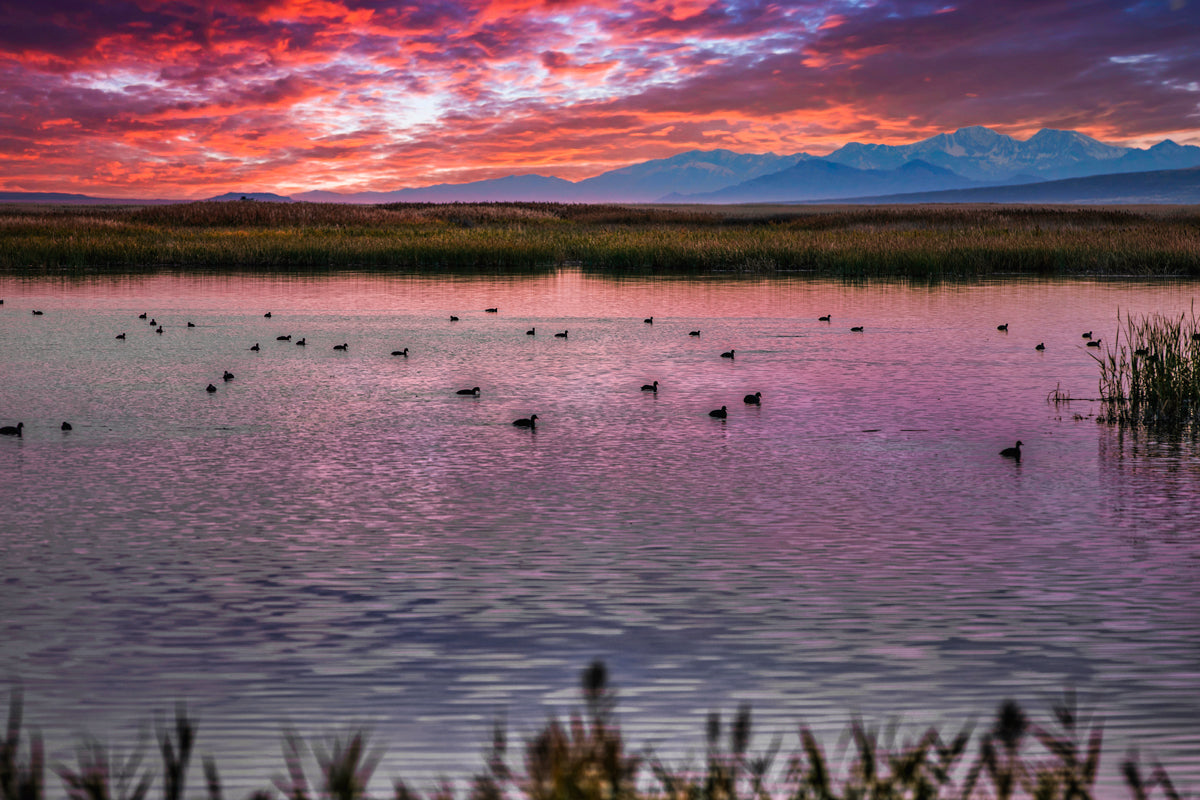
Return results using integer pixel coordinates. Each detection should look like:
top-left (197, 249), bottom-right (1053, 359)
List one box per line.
top-left (1095, 307), bottom-right (1200, 428)
top-left (1, 666), bottom-right (1190, 800)
top-left (2, 203), bottom-right (1198, 276)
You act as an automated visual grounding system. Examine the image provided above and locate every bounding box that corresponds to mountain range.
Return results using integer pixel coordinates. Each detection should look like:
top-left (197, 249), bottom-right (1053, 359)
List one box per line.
top-left (4, 127), bottom-right (1200, 205)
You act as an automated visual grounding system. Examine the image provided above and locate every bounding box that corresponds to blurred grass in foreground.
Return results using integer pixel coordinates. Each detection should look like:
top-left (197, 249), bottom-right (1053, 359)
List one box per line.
top-left (1, 202), bottom-right (1198, 278)
top-left (2, 663), bottom-right (1186, 800)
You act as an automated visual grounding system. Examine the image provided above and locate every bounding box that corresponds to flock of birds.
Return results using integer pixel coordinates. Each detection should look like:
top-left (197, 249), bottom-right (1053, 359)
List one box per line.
top-left (1, 302), bottom-right (1115, 461)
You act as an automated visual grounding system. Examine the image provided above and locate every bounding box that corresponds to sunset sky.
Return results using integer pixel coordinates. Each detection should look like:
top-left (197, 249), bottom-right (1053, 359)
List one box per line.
top-left (2, 0), bottom-right (1198, 198)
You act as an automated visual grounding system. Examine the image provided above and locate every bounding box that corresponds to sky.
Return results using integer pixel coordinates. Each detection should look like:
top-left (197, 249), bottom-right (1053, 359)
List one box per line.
top-left (1, 0), bottom-right (1198, 198)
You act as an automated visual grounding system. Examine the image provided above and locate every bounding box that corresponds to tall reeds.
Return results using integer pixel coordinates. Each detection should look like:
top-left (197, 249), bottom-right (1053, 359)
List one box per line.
top-left (1, 666), bottom-right (1190, 800)
top-left (1095, 307), bottom-right (1200, 428)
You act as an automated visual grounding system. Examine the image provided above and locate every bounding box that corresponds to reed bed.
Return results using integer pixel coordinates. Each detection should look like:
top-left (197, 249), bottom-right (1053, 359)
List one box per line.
top-left (2, 664), bottom-right (1187, 800)
top-left (1095, 308), bottom-right (1200, 428)
top-left (1, 202), bottom-right (1198, 276)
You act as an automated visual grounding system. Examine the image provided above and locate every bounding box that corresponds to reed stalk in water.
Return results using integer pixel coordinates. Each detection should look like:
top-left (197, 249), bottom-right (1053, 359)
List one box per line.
top-left (1095, 306), bottom-right (1200, 428)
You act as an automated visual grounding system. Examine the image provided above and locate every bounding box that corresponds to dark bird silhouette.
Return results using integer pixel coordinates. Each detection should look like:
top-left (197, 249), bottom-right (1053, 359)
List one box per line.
top-left (457, 387), bottom-right (481, 395)
top-left (641, 381), bottom-right (659, 392)
top-left (277, 335), bottom-right (291, 341)
top-left (250, 343), bottom-right (260, 351)
top-left (1087, 339), bottom-right (1101, 348)
top-left (720, 349), bottom-right (734, 358)
top-left (744, 392), bottom-right (762, 405)
top-left (818, 315), bottom-right (831, 322)
top-left (1082, 331), bottom-right (1092, 339)
top-left (689, 330), bottom-right (700, 336)
top-left (149, 318), bottom-right (156, 325)
top-left (997, 323), bottom-right (1008, 331)
top-left (850, 326), bottom-right (864, 332)
top-left (450, 315), bottom-right (459, 321)
top-left (223, 371), bottom-right (234, 381)
top-left (31, 310), bottom-right (43, 316)
top-left (264, 312), bottom-right (272, 318)
top-left (295, 338), bottom-right (306, 346)
top-left (156, 326), bottom-right (163, 334)
top-left (391, 348), bottom-right (409, 356)
top-left (485, 307), bottom-right (498, 313)
top-left (138, 312), bottom-right (147, 319)
top-left (333, 343), bottom-right (348, 350)
top-left (1000, 441), bottom-right (1023, 461)
top-left (0, 422), bottom-right (23, 436)
top-left (1134, 348), bottom-right (1149, 357)
top-left (206, 384), bottom-right (217, 393)
top-left (644, 317), bottom-right (653, 324)
top-left (187, 322), bottom-right (195, 327)
top-left (1035, 342), bottom-right (1045, 350)
top-left (115, 333), bottom-right (126, 340)
top-left (61, 422), bottom-right (72, 431)
top-left (526, 328), bottom-right (535, 335)
top-left (512, 414), bottom-right (538, 428)
top-left (709, 406), bottom-right (728, 418)
top-left (554, 330), bottom-right (568, 338)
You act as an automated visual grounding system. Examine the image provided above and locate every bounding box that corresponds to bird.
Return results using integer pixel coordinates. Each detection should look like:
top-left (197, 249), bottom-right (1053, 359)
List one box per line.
top-left (641, 381), bottom-right (659, 392)
top-left (60, 422), bottom-right (72, 431)
top-left (689, 330), bottom-right (700, 336)
top-left (485, 307), bottom-right (498, 313)
top-left (850, 326), bottom-right (864, 332)
top-left (1035, 342), bottom-right (1045, 351)
top-left (250, 343), bottom-right (260, 351)
top-left (1082, 331), bottom-right (1092, 339)
top-left (115, 333), bottom-right (126, 340)
top-left (526, 328), bottom-right (535, 335)
top-left (512, 414), bottom-right (538, 428)
top-left (149, 318), bottom-right (156, 325)
top-left (1087, 339), bottom-right (1101, 348)
top-left (720, 349), bottom-right (734, 358)
top-left (295, 338), bottom-right (306, 346)
top-left (31, 310), bottom-right (43, 316)
top-left (644, 317), bottom-right (653, 324)
top-left (391, 348), bottom-right (409, 357)
top-left (276, 335), bottom-right (291, 341)
top-left (0, 422), bottom-right (23, 436)
top-left (709, 406), bottom-right (728, 418)
top-left (223, 371), bottom-right (234, 381)
top-left (156, 326), bottom-right (163, 334)
top-left (744, 392), bottom-right (762, 405)
top-left (818, 315), bottom-right (831, 322)
top-left (1000, 441), bottom-right (1023, 461)
top-left (187, 322), bottom-right (195, 328)
top-left (264, 312), bottom-right (272, 318)
top-left (997, 323), bottom-right (1008, 331)
top-left (206, 384), bottom-right (217, 393)
top-left (138, 312), bottom-right (147, 319)
top-left (450, 315), bottom-right (459, 321)
top-left (333, 343), bottom-right (348, 351)
top-left (457, 387), bottom-right (481, 395)
top-left (1134, 348), bottom-right (1149, 357)
top-left (554, 330), bottom-right (568, 338)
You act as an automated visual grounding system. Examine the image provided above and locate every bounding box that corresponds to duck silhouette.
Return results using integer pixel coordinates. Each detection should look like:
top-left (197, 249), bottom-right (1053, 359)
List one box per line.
top-left (250, 343), bottom-right (260, 351)
top-left (277, 335), bottom-right (291, 341)
top-left (709, 406), bottom-right (728, 418)
top-left (457, 387), bottom-right (481, 396)
top-left (1035, 342), bottom-right (1045, 351)
top-left (0, 422), bottom-right (23, 436)
top-left (223, 371), bottom-right (234, 381)
top-left (644, 317), bottom-right (653, 324)
top-left (641, 381), bottom-right (659, 392)
top-left (554, 330), bottom-right (568, 338)
top-left (997, 323), bottom-right (1008, 332)
top-left (850, 326), bottom-right (864, 332)
top-left (333, 343), bottom-right (348, 351)
top-left (485, 307), bottom-right (498, 313)
top-left (391, 348), bottom-right (409, 357)
top-left (450, 315), bottom-right (459, 321)
top-left (689, 330), bottom-right (700, 336)
top-left (1082, 331), bottom-right (1092, 339)
top-left (744, 392), bottom-right (762, 405)
top-left (818, 315), bottom-right (831, 322)
top-left (512, 414), bottom-right (538, 428)
top-left (206, 384), bottom-right (217, 393)
top-left (1000, 441), bottom-right (1023, 461)
top-left (526, 328), bottom-right (535, 335)
top-left (115, 333), bottom-right (126, 340)
top-left (720, 349), bottom-right (734, 358)
top-left (61, 422), bottom-right (72, 431)
top-left (295, 338), bottom-right (306, 346)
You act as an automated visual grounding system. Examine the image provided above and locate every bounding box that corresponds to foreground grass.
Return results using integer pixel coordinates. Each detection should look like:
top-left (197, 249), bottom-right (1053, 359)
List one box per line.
top-left (2, 664), bottom-right (1186, 800)
top-left (1095, 307), bottom-right (1200, 428)
top-left (1, 202), bottom-right (1198, 277)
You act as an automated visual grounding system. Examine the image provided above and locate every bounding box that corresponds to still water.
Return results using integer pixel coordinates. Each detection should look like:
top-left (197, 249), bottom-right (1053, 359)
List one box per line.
top-left (1, 271), bottom-right (1198, 796)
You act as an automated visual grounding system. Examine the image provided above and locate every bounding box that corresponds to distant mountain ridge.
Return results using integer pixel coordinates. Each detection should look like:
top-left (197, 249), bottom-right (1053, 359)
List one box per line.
top-left (4, 126), bottom-right (1199, 205)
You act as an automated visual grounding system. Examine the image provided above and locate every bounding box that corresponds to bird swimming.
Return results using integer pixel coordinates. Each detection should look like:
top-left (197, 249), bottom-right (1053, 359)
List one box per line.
top-left (1035, 342), bottom-right (1045, 350)
top-left (31, 310), bottom-right (43, 316)
top-left (818, 315), bottom-right (831, 322)
top-left (277, 335), bottom-right (291, 341)
top-left (206, 384), bottom-right (217, 393)
top-left (744, 392), bottom-right (761, 405)
top-left (391, 348), bottom-right (409, 356)
top-left (295, 338), bottom-right (306, 346)
top-left (709, 406), bottom-right (728, 418)
top-left (485, 307), bottom-right (498, 313)
top-left (644, 317), bottom-right (653, 324)
top-left (1087, 339), bottom-right (1101, 347)
top-left (61, 422), bottom-right (72, 431)
top-left (187, 322), bottom-right (195, 327)
top-left (0, 422), bottom-right (23, 436)
top-left (997, 323), bottom-right (1008, 331)
top-left (720, 349), bottom-right (734, 358)
top-left (641, 381), bottom-right (659, 392)
top-left (1082, 331), bottom-right (1092, 339)
top-left (264, 312), bottom-right (272, 318)
top-left (138, 312), bottom-right (147, 319)
top-left (527, 328), bottom-right (535, 335)
top-left (115, 333), bottom-right (126, 340)
top-left (689, 331), bottom-right (700, 336)
top-left (554, 330), bottom-right (568, 338)
top-left (1000, 440), bottom-right (1023, 460)
top-left (223, 371), bottom-right (234, 381)
top-left (250, 343), bottom-right (260, 351)
top-left (457, 387), bottom-right (481, 395)
top-left (512, 414), bottom-right (538, 428)
top-left (450, 315), bottom-right (459, 321)
top-left (850, 326), bottom-right (864, 332)
top-left (156, 326), bottom-right (163, 334)
top-left (333, 343), bottom-right (348, 350)
top-left (149, 318), bottom-right (156, 325)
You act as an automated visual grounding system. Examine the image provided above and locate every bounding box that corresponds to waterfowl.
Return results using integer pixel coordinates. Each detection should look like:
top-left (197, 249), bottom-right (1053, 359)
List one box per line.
top-left (450, 315), bottom-right (460, 321)
top-left (709, 406), bottom-right (728, 418)
top-left (277, 335), bottom-right (291, 341)
top-left (391, 348), bottom-right (409, 357)
top-left (1087, 339), bottom-right (1101, 347)
top-left (1082, 331), bottom-right (1092, 339)
top-left (115, 333), bottom-right (126, 340)
top-left (1134, 348), bottom-right (1149, 357)
top-left (187, 321), bottom-right (195, 327)
top-left (512, 414), bottom-right (538, 428)
top-left (485, 307), bottom-right (498, 313)
top-left (156, 326), bottom-right (163, 334)
top-left (644, 317), bottom-right (653, 324)
top-left (1035, 342), bottom-right (1045, 350)
top-left (138, 312), bottom-right (147, 319)
top-left (554, 330), bottom-right (568, 338)
top-left (206, 384), bottom-right (217, 393)
top-left (689, 331), bottom-right (700, 336)
top-left (295, 338), bottom-right (306, 346)
top-left (0, 422), bottom-right (23, 436)
top-left (818, 315), bottom-right (831, 322)
top-left (526, 328), bottom-right (535, 335)
top-left (149, 318), bottom-right (156, 325)
top-left (264, 312), bottom-right (272, 318)
top-left (641, 381), bottom-right (659, 392)
top-left (223, 371), bottom-right (234, 381)
top-left (31, 310), bottom-right (43, 316)
top-left (60, 422), bottom-right (72, 431)
top-left (997, 323), bottom-right (1008, 332)
top-left (457, 387), bottom-right (481, 396)
top-left (850, 326), bottom-right (864, 332)
top-left (333, 343), bottom-right (348, 351)
top-left (720, 349), bottom-right (734, 358)
top-left (744, 392), bottom-right (761, 405)
top-left (250, 343), bottom-right (260, 351)
top-left (1000, 440), bottom-right (1023, 460)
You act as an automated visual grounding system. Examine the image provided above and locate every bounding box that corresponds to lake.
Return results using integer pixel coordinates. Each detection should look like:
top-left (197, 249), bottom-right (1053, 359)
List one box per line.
top-left (1, 271), bottom-right (1198, 797)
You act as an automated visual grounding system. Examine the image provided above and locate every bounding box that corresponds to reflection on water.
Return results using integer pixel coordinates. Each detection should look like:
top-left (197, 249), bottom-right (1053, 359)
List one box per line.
top-left (1, 271), bottom-right (1199, 796)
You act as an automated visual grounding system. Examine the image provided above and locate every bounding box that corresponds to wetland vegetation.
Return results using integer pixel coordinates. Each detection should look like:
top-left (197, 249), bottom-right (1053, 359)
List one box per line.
top-left (1, 202), bottom-right (1198, 278)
